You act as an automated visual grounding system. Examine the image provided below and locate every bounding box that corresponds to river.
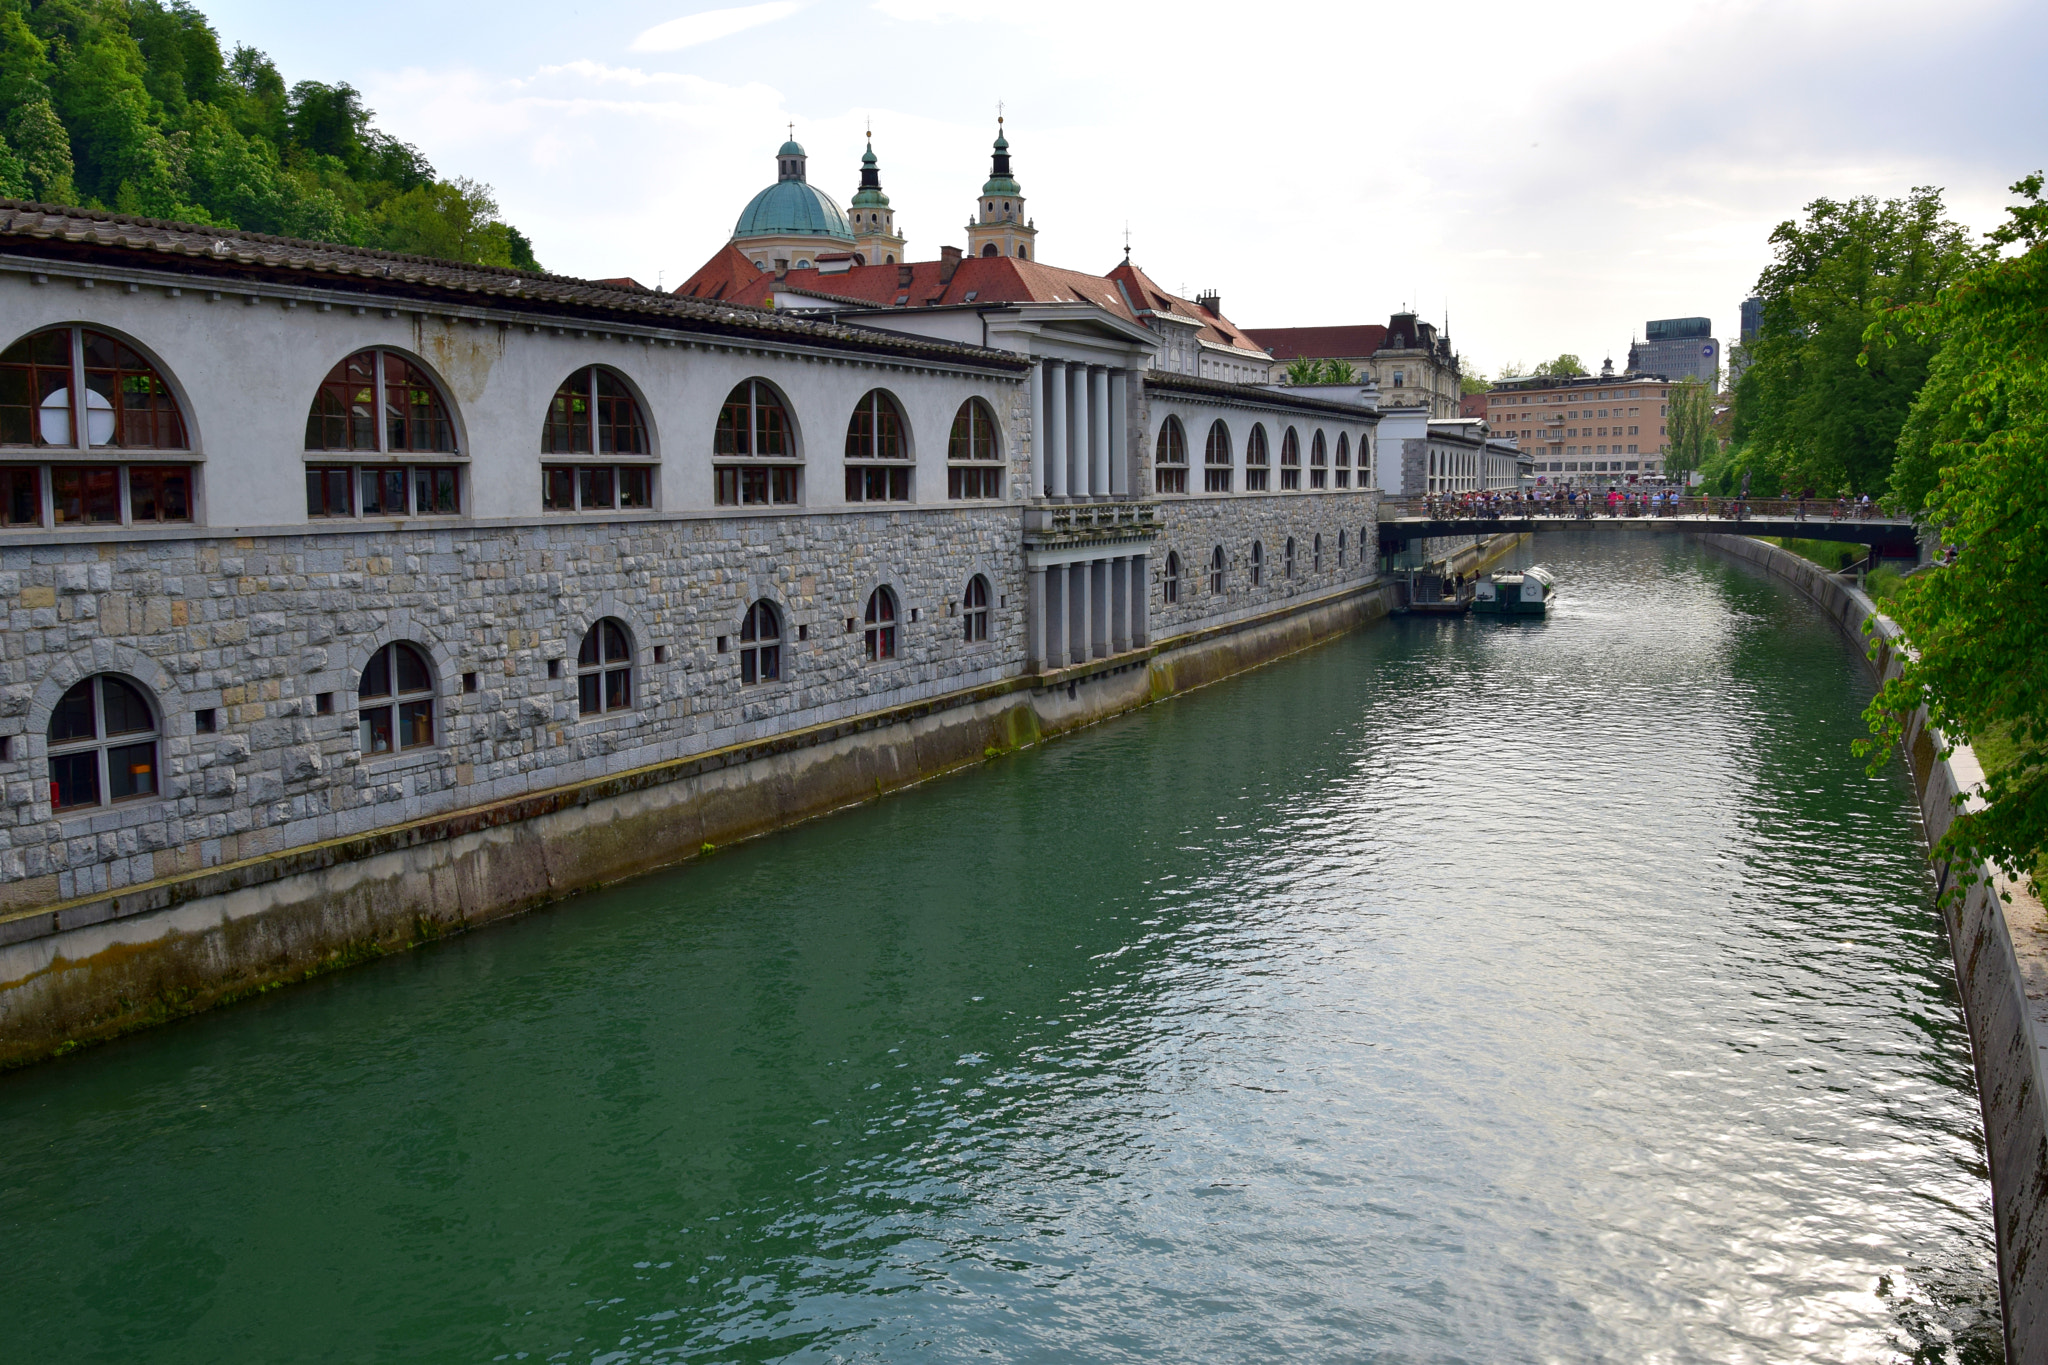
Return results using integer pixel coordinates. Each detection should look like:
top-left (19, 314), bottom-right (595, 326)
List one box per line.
top-left (0, 533), bottom-right (2001, 1363)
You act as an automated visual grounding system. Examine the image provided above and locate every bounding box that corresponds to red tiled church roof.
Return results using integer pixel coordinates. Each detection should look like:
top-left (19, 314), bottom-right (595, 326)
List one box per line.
top-left (1242, 325), bottom-right (1389, 361)
top-left (1105, 260), bottom-right (1268, 358)
top-left (674, 242), bottom-right (767, 302)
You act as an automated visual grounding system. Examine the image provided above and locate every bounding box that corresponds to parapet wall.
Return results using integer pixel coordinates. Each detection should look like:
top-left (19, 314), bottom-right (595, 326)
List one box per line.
top-left (1706, 534), bottom-right (2048, 1363)
top-left (0, 575), bottom-right (1396, 1069)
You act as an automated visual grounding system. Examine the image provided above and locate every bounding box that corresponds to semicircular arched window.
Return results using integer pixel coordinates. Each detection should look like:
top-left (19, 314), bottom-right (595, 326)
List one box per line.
top-left (1154, 418), bottom-right (1188, 494)
top-left (714, 379), bottom-right (800, 507)
top-left (947, 398), bottom-right (1002, 499)
top-left (1, 327), bottom-right (193, 530)
top-left (46, 673), bottom-right (159, 812)
top-left (1204, 421), bottom-right (1232, 493)
top-left (542, 368), bottom-right (652, 514)
top-left (864, 586), bottom-right (898, 661)
top-left (1310, 431), bottom-right (1329, 488)
top-left (1280, 428), bottom-right (1301, 490)
top-left (1162, 550), bottom-right (1181, 605)
top-left (357, 641), bottom-right (436, 755)
top-left (577, 618), bottom-right (633, 715)
top-left (1210, 545), bottom-right (1226, 594)
top-left (962, 574), bottom-right (990, 642)
top-left (1336, 433), bottom-right (1352, 487)
top-left (1245, 424), bottom-right (1270, 491)
top-left (845, 389), bottom-right (910, 503)
top-left (305, 350), bottom-right (460, 520)
top-left (738, 599), bottom-right (782, 684)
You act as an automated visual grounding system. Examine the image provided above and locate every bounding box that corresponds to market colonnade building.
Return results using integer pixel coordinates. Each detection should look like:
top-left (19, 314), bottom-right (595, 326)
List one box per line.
top-left (0, 202), bottom-right (1379, 915)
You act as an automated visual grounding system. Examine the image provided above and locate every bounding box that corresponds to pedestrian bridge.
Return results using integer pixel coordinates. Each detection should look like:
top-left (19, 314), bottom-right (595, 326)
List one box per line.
top-left (1377, 498), bottom-right (1922, 561)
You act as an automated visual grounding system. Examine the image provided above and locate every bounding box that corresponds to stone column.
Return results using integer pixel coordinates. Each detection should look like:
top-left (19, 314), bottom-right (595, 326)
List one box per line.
top-left (1110, 556), bottom-right (1129, 653)
top-left (1044, 564), bottom-right (1066, 672)
top-left (1089, 367), bottom-right (1109, 497)
top-left (1090, 557), bottom-right (1110, 658)
top-left (1108, 369), bottom-right (1129, 496)
top-left (1071, 559), bottom-right (1092, 666)
top-left (1045, 361), bottom-right (1067, 498)
top-left (1067, 363), bottom-right (1086, 497)
top-left (1131, 552), bottom-right (1150, 647)
top-left (1027, 564), bottom-right (1048, 671)
top-left (1030, 360), bottom-right (1046, 498)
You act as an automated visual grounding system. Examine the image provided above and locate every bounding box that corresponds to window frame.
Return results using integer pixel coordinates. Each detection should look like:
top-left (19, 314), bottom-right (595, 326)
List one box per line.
top-left (739, 599), bottom-right (783, 684)
top-left (1250, 540), bottom-right (1263, 587)
top-left (1285, 536), bottom-right (1296, 579)
top-left (962, 574), bottom-right (990, 642)
top-left (946, 398), bottom-right (1003, 500)
top-left (714, 379), bottom-right (803, 507)
top-left (1310, 431), bottom-right (1329, 489)
top-left (45, 673), bottom-right (160, 815)
top-left (1154, 417), bottom-right (1188, 495)
top-left (576, 618), bottom-right (635, 716)
top-left (2, 325), bottom-right (191, 453)
top-left (1245, 424), bottom-right (1270, 491)
top-left (1203, 420), bottom-right (1232, 493)
top-left (543, 366), bottom-right (651, 458)
top-left (304, 348), bottom-right (464, 521)
top-left (1280, 428), bottom-right (1301, 490)
top-left (843, 388), bottom-right (913, 504)
top-left (1209, 545), bottom-right (1225, 594)
top-left (1162, 550), bottom-right (1181, 604)
top-left (357, 641), bottom-right (438, 757)
top-left (863, 586), bottom-right (899, 662)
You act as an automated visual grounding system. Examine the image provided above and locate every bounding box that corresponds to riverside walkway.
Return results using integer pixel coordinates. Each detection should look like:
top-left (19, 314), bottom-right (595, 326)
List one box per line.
top-left (1377, 496), bottom-right (1923, 561)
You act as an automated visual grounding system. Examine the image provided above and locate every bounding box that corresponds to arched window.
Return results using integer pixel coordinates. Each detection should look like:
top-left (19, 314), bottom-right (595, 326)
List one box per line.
top-left (1162, 551), bottom-right (1181, 605)
top-left (1338, 529), bottom-right (1347, 568)
top-left (1280, 428), bottom-right (1301, 490)
top-left (358, 642), bottom-right (435, 754)
top-left (947, 398), bottom-right (1002, 499)
top-left (981, 243), bottom-right (998, 257)
top-left (1285, 536), bottom-right (1297, 579)
top-left (1016, 247), bottom-right (1026, 260)
top-left (714, 379), bottom-right (800, 506)
top-left (864, 587), bottom-right (898, 661)
top-left (2, 327), bottom-right (193, 530)
top-left (576, 618), bottom-right (633, 715)
top-left (1210, 545), bottom-right (1226, 594)
top-left (739, 600), bottom-right (781, 683)
top-left (1310, 431), bottom-right (1329, 488)
top-left (845, 389), bottom-right (911, 503)
top-left (305, 349), bottom-right (460, 519)
top-left (542, 368), bottom-right (652, 513)
top-left (1245, 424), bottom-right (1270, 491)
top-left (1336, 433), bottom-right (1352, 488)
top-left (1314, 533), bottom-right (1323, 572)
top-left (46, 674), bottom-right (158, 812)
top-left (1251, 540), bottom-right (1264, 587)
top-left (962, 574), bottom-right (990, 642)
top-left (1203, 421), bottom-right (1232, 493)
top-left (1154, 418), bottom-right (1188, 494)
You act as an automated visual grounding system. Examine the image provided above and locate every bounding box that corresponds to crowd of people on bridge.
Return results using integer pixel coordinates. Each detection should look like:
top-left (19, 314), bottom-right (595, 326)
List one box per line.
top-left (1415, 489), bottom-right (1888, 523)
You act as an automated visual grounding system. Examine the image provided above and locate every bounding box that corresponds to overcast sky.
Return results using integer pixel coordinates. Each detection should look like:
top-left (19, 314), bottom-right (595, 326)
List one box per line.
top-left (201, 0), bottom-right (2045, 378)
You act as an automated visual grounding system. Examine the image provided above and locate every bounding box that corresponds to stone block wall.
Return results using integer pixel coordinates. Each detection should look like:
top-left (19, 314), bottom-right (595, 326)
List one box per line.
top-left (1149, 490), bottom-right (1379, 637)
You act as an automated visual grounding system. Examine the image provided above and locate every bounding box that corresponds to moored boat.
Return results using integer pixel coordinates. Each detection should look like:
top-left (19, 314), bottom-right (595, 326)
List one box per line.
top-left (1472, 565), bottom-right (1554, 617)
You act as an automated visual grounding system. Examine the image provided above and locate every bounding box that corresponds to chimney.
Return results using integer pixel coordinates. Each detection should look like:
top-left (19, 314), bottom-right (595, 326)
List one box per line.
top-left (773, 257), bottom-right (789, 280)
top-left (1196, 289), bottom-right (1221, 315)
top-left (897, 263), bottom-right (913, 287)
top-left (939, 244), bottom-right (962, 285)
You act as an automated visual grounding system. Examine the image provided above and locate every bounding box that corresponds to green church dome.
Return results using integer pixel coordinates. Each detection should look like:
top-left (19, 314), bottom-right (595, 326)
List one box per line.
top-left (777, 138), bottom-right (805, 157)
top-left (734, 178), bottom-right (854, 241)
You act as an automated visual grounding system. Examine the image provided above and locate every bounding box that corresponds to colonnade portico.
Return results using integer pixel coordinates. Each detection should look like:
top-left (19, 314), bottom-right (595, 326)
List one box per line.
top-left (1033, 358), bottom-right (1133, 498)
top-left (1026, 550), bottom-right (1150, 670)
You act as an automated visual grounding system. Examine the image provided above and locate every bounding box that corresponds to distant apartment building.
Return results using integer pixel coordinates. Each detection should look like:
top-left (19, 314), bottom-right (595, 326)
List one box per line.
top-left (1626, 317), bottom-right (1720, 387)
top-left (1484, 369), bottom-right (1675, 484)
top-left (1247, 311), bottom-right (1465, 418)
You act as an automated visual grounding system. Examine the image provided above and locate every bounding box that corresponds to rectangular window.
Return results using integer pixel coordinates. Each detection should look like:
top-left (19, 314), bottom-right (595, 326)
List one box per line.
top-left (4, 466), bottom-right (41, 525)
top-left (307, 467), bottom-right (353, 517)
top-left (1335, 468), bottom-right (1351, 488)
top-left (1155, 466), bottom-right (1188, 494)
top-left (361, 467), bottom-right (407, 516)
top-left (1245, 468), bottom-right (1269, 491)
top-left (413, 466), bottom-right (460, 515)
top-left (846, 464), bottom-right (911, 502)
top-left (543, 465), bottom-right (575, 510)
top-left (51, 466), bottom-right (121, 524)
top-left (716, 465), bottom-right (801, 507)
top-left (1281, 468), bottom-right (1300, 491)
top-left (618, 467), bottom-right (651, 508)
top-left (1310, 469), bottom-right (1328, 489)
top-left (948, 465), bottom-right (1002, 499)
top-left (1204, 466), bottom-right (1231, 493)
top-left (577, 465), bottom-right (616, 510)
top-left (127, 466), bottom-right (191, 523)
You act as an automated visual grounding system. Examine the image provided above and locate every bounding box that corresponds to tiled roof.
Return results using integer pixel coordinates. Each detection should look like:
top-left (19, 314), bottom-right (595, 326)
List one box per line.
top-left (1106, 261), bottom-right (1270, 358)
top-left (675, 241), bottom-right (767, 302)
top-left (1242, 325), bottom-right (1389, 361)
top-left (1144, 370), bottom-right (1380, 421)
top-left (0, 200), bottom-right (1026, 371)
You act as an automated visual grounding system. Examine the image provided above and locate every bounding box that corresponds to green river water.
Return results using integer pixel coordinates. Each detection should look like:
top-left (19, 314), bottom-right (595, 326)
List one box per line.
top-left (0, 534), bottom-right (2001, 1363)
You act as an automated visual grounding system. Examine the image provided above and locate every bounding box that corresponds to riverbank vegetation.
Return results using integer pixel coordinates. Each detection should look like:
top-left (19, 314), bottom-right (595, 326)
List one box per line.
top-left (1858, 175), bottom-right (2048, 893)
top-left (0, 0), bottom-right (540, 269)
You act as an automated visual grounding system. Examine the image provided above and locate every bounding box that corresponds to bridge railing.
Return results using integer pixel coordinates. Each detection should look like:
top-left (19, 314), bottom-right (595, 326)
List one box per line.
top-left (1383, 495), bottom-right (1910, 526)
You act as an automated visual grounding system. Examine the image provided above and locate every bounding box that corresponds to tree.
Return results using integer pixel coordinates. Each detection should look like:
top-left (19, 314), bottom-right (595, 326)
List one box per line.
top-left (1732, 188), bottom-right (1983, 496)
top-left (1496, 360), bottom-right (1528, 380)
top-left (1664, 379), bottom-right (1717, 485)
top-left (1859, 173), bottom-right (2048, 893)
top-left (1283, 357), bottom-right (1355, 385)
top-left (1532, 354), bottom-right (1586, 378)
top-left (1460, 370), bottom-right (1490, 396)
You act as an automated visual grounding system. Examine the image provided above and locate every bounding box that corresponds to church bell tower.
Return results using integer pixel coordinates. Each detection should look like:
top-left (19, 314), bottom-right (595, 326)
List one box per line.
top-left (849, 134), bottom-right (907, 266)
top-left (965, 118), bottom-right (1037, 261)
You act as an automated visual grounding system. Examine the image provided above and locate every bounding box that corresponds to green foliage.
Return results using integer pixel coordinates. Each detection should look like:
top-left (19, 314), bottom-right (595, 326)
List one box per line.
top-left (3, 0), bottom-right (539, 269)
top-left (1663, 379), bottom-right (1717, 484)
top-left (1531, 354), bottom-right (1586, 378)
top-left (1496, 359), bottom-right (1528, 379)
top-left (1283, 358), bottom-right (1357, 386)
top-left (1732, 187), bottom-right (1983, 498)
top-left (1460, 370), bottom-right (1490, 396)
top-left (1858, 174), bottom-right (2048, 892)
top-left (1764, 536), bottom-right (1865, 572)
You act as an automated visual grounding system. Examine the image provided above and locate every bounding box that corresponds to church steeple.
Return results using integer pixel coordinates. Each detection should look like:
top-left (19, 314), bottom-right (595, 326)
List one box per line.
top-left (849, 131), bottom-right (906, 266)
top-left (966, 115), bottom-right (1037, 262)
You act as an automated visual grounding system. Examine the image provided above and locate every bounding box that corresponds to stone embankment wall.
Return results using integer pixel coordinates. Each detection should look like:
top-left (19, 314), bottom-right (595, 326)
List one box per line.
top-left (0, 575), bottom-right (1396, 1070)
top-left (1707, 534), bottom-right (2048, 1364)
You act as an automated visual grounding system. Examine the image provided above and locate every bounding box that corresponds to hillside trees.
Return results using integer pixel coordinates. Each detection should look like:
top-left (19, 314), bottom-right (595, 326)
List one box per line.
top-left (1859, 174), bottom-right (2048, 890)
top-left (0, 0), bottom-right (539, 269)
top-left (1731, 188), bottom-right (1981, 497)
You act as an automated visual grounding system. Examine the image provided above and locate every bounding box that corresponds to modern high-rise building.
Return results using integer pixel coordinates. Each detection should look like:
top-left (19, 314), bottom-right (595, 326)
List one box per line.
top-left (1626, 317), bottom-right (1720, 387)
top-left (1729, 296), bottom-right (1763, 387)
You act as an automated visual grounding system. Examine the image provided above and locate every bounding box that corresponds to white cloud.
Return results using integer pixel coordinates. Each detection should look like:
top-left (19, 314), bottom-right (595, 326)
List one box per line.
top-left (629, 2), bottom-right (802, 52)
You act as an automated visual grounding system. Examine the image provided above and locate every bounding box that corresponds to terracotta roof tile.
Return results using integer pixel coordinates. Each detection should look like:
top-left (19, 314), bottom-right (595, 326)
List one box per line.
top-left (1242, 325), bottom-right (1389, 361)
